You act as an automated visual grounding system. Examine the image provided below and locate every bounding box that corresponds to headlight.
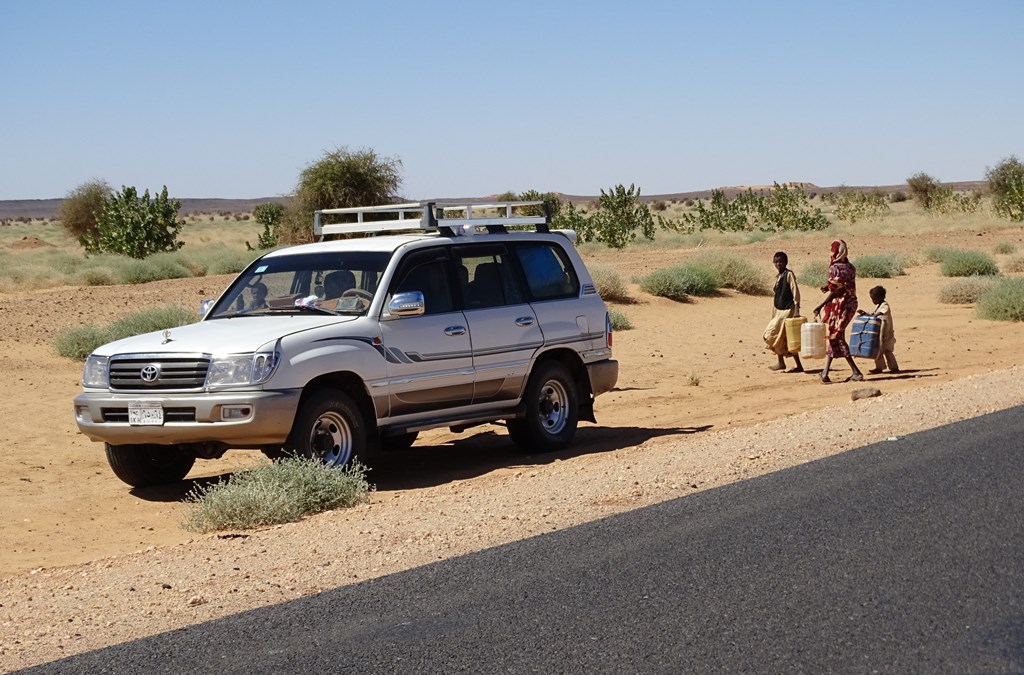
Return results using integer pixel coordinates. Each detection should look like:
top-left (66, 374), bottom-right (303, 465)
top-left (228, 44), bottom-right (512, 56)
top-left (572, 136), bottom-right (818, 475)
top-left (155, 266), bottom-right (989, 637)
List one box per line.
top-left (82, 355), bottom-right (109, 388)
top-left (206, 351), bottom-right (280, 387)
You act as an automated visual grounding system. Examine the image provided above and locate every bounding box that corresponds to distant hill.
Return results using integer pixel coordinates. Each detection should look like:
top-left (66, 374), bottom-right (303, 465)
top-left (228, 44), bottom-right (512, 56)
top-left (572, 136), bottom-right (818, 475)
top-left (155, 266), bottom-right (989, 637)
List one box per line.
top-left (0, 182), bottom-right (989, 220)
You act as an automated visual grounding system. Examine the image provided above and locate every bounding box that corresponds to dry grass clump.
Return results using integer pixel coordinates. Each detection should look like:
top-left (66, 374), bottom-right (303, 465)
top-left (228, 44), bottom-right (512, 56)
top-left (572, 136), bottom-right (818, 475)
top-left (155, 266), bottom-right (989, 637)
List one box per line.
top-left (688, 250), bottom-right (770, 295)
top-left (1003, 255), bottom-right (1024, 274)
top-left (939, 250), bottom-right (1000, 277)
top-left (53, 305), bottom-right (196, 359)
top-left (588, 264), bottom-right (632, 303)
top-left (976, 278), bottom-right (1024, 322)
top-left (937, 277), bottom-right (997, 304)
top-left (853, 253), bottom-right (906, 279)
top-left (640, 264), bottom-right (720, 301)
top-left (181, 458), bottom-right (373, 533)
top-left (798, 260), bottom-right (828, 288)
top-left (608, 309), bottom-right (632, 331)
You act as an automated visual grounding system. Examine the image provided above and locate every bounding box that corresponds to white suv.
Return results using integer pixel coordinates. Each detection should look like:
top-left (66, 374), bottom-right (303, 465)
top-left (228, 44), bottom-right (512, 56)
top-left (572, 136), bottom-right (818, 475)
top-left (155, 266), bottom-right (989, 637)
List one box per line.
top-left (73, 201), bottom-right (618, 487)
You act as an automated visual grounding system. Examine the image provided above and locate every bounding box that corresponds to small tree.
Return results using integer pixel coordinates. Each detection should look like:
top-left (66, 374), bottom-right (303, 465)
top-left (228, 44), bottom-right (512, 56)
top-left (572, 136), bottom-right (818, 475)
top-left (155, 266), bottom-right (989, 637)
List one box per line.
top-left (81, 186), bottom-right (184, 259)
top-left (906, 172), bottom-right (943, 209)
top-left (59, 179), bottom-right (112, 242)
top-left (584, 184), bottom-right (656, 248)
top-left (280, 147), bottom-right (403, 244)
top-left (247, 202), bottom-right (286, 250)
top-left (987, 156), bottom-right (1024, 222)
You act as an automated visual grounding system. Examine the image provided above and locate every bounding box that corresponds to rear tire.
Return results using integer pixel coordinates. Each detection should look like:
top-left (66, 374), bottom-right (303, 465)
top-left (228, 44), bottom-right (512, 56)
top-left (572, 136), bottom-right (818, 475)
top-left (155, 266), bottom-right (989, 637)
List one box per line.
top-left (104, 443), bottom-right (196, 487)
top-left (508, 361), bottom-right (579, 452)
top-left (285, 389), bottom-right (367, 466)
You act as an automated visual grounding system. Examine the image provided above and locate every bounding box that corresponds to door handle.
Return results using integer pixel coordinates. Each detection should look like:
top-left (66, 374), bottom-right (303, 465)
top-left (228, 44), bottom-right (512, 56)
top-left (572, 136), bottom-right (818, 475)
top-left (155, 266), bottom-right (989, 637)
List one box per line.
top-left (515, 317), bottom-right (535, 327)
top-left (444, 326), bottom-right (467, 336)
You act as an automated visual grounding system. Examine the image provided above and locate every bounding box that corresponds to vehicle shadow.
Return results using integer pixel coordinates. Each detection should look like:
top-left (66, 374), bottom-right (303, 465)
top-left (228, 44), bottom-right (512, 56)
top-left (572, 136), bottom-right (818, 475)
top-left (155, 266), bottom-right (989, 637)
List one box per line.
top-left (130, 423), bottom-right (713, 501)
top-left (371, 423), bottom-right (714, 491)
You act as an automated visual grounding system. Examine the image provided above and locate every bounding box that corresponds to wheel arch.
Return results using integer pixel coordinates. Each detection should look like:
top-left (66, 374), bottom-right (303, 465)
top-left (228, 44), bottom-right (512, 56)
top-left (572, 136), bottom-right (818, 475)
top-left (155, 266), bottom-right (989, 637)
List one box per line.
top-left (524, 347), bottom-right (595, 423)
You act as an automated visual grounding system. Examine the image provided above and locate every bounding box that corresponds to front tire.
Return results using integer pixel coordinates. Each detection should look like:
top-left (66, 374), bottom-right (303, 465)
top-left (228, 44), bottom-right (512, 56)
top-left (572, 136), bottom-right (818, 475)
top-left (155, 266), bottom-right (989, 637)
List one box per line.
top-left (285, 389), bottom-right (367, 466)
top-left (104, 443), bottom-right (196, 487)
top-left (507, 361), bottom-right (580, 452)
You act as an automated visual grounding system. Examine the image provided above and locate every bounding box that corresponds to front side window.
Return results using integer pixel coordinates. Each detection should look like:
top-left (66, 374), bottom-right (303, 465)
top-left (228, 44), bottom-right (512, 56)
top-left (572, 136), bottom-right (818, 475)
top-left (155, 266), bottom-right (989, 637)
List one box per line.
top-left (392, 249), bottom-right (455, 315)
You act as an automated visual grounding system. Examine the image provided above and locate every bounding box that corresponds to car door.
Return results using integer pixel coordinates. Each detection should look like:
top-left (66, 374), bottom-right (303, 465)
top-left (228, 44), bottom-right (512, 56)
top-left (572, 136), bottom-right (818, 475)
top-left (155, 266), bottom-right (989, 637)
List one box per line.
top-left (378, 247), bottom-right (474, 417)
top-left (454, 244), bottom-right (543, 405)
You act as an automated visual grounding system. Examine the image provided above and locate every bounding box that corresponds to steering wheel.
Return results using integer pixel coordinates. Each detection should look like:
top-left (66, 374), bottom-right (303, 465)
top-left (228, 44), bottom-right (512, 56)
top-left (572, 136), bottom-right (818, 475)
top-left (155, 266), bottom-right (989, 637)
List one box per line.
top-left (340, 288), bottom-right (374, 302)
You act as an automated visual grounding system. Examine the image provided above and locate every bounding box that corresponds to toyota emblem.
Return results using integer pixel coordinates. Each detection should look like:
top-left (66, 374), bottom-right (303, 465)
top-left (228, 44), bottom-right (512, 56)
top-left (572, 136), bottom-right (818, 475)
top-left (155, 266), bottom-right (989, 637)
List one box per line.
top-left (140, 364), bottom-right (161, 383)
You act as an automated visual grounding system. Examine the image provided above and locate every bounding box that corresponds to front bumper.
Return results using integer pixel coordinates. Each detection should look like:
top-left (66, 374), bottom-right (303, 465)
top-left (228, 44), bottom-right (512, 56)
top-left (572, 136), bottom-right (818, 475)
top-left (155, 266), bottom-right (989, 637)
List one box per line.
top-left (73, 389), bottom-right (302, 447)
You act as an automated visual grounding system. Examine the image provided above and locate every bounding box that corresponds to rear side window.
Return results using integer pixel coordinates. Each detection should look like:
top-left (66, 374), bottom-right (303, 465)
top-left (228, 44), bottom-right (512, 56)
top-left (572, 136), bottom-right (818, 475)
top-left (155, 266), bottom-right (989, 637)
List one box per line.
top-left (515, 243), bottom-right (579, 300)
top-left (456, 246), bottom-right (525, 309)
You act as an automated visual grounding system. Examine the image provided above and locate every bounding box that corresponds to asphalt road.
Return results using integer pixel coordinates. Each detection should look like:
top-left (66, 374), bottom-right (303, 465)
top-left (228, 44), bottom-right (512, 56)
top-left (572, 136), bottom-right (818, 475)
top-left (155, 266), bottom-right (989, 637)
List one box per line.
top-left (30, 407), bottom-right (1024, 674)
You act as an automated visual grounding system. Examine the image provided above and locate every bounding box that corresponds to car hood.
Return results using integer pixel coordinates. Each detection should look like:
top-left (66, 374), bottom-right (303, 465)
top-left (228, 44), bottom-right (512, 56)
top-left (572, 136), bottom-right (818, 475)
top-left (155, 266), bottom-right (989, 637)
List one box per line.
top-left (91, 315), bottom-right (359, 357)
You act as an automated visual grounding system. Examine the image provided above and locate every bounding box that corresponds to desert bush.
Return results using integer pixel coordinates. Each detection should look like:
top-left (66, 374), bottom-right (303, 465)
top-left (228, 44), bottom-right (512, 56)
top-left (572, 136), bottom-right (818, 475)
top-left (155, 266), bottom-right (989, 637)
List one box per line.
top-left (994, 242), bottom-right (1016, 255)
top-left (281, 147), bottom-right (403, 245)
top-left (640, 264), bottom-right (719, 301)
top-left (689, 250), bottom-right (769, 295)
top-left (75, 268), bottom-right (117, 286)
top-left (581, 184), bottom-right (657, 248)
top-left (906, 172), bottom-right (942, 209)
top-left (921, 246), bottom-right (957, 264)
top-left (1003, 255), bottom-right (1024, 274)
top-left (116, 253), bottom-right (192, 284)
top-left (825, 188), bottom-right (890, 223)
top-left (589, 264), bottom-right (631, 302)
top-left (181, 458), bottom-right (373, 533)
top-left (53, 305), bottom-right (194, 359)
top-left (677, 184), bottom-right (828, 234)
top-left (853, 253), bottom-right (905, 279)
top-left (81, 186), bottom-right (185, 259)
top-left (248, 202), bottom-right (286, 250)
top-left (939, 250), bottom-right (1000, 277)
top-left (937, 277), bottom-right (997, 304)
top-left (986, 155), bottom-right (1024, 222)
top-left (890, 190), bottom-right (908, 203)
top-left (976, 278), bottom-right (1024, 321)
top-left (58, 179), bottom-right (112, 242)
top-left (608, 309), bottom-right (632, 330)
top-left (798, 260), bottom-right (829, 288)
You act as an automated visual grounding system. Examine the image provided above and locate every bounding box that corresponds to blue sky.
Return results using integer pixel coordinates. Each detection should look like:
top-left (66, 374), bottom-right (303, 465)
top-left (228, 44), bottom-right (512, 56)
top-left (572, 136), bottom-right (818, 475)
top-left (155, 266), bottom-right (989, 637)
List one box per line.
top-left (2, 0), bottom-right (1021, 200)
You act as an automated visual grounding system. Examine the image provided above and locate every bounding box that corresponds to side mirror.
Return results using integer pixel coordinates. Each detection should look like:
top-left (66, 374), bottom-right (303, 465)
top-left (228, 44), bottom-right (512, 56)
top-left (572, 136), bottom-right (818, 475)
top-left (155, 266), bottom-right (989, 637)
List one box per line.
top-left (198, 299), bottom-right (215, 318)
top-left (385, 291), bottom-right (425, 319)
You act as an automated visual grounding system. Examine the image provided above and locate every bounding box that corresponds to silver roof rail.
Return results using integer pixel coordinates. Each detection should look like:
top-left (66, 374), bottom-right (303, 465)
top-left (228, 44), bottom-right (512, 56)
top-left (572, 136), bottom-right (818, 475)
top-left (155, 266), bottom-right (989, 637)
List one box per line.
top-left (314, 200), bottom-right (551, 238)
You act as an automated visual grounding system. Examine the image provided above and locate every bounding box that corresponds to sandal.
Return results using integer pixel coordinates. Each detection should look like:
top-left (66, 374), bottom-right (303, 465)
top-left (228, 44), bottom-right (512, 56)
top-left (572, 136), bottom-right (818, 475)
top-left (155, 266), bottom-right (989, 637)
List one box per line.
top-left (848, 373), bottom-right (864, 382)
top-left (819, 373), bottom-right (831, 384)
top-left (768, 363), bottom-right (785, 371)
top-left (786, 366), bottom-right (804, 373)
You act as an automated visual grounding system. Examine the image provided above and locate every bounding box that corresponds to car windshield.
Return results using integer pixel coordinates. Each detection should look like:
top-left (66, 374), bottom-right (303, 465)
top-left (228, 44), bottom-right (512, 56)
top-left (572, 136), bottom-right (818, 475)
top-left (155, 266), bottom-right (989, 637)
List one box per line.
top-left (208, 250), bottom-right (389, 318)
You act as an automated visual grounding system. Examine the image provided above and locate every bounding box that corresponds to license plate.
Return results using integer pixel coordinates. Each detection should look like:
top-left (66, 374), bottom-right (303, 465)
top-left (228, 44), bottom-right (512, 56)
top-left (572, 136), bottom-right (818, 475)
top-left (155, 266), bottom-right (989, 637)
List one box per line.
top-left (128, 402), bottom-right (164, 426)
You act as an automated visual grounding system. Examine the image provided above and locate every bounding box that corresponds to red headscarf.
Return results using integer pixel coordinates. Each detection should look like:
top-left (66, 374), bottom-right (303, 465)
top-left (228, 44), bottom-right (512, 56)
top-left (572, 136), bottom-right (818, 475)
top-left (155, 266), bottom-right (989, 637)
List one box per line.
top-left (830, 239), bottom-right (848, 264)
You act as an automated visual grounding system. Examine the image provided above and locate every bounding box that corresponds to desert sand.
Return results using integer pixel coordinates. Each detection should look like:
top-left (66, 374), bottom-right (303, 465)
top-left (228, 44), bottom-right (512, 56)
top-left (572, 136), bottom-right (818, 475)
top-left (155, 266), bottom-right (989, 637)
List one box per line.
top-left (2, 227), bottom-right (1023, 669)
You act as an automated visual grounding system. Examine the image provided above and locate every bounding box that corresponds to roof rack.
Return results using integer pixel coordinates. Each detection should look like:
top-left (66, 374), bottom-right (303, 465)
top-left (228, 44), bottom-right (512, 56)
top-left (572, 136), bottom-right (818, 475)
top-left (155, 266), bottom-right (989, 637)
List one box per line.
top-left (314, 200), bottom-right (551, 239)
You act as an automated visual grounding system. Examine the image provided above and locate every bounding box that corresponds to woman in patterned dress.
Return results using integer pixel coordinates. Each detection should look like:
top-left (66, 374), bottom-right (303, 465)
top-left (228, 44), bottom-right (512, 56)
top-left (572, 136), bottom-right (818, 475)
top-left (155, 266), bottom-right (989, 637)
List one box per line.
top-left (812, 240), bottom-right (864, 384)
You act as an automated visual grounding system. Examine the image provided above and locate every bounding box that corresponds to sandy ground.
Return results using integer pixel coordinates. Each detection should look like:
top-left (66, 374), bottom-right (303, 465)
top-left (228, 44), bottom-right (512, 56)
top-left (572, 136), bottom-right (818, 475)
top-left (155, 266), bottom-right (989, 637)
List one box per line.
top-left (2, 227), bottom-right (1023, 670)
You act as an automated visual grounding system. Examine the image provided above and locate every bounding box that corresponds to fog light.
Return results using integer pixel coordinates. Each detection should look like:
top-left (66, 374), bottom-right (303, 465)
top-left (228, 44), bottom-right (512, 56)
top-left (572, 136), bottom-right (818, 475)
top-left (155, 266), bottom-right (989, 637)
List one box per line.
top-left (75, 406), bottom-right (90, 422)
top-left (221, 405), bottom-right (252, 421)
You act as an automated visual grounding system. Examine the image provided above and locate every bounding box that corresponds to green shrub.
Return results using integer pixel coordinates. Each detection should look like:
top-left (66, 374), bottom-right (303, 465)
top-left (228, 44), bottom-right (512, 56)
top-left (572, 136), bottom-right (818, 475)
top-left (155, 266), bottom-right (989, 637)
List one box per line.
top-left (994, 242), bottom-right (1016, 255)
top-left (940, 250), bottom-right (1000, 277)
top-left (53, 325), bottom-right (112, 360)
top-left (921, 246), bottom-right (957, 264)
top-left (640, 264), bottom-right (720, 301)
top-left (986, 156), bottom-right (1024, 222)
top-left (54, 305), bottom-right (195, 359)
top-left (976, 278), bottom-right (1024, 321)
top-left (937, 277), bottom-right (997, 304)
top-left (798, 260), bottom-right (828, 289)
top-left (75, 268), bottom-right (117, 286)
top-left (181, 458), bottom-right (373, 533)
top-left (116, 254), bottom-right (192, 284)
top-left (608, 308), bottom-right (632, 330)
top-left (82, 185), bottom-right (185, 259)
top-left (853, 253), bottom-right (905, 279)
top-left (589, 264), bottom-right (632, 302)
top-left (689, 250), bottom-right (769, 295)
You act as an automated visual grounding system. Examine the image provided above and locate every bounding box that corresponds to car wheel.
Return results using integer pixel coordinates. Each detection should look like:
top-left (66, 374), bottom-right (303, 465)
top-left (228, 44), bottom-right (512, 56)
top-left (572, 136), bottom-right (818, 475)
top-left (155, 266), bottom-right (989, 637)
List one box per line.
top-left (379, 431), bottom-right (418, 452)
top-left (286, 389), bottom-right (366, 466)
top-left (104, 443), bottom-right (196, 488)
top-left (508, 361), bottom-right (579, 452)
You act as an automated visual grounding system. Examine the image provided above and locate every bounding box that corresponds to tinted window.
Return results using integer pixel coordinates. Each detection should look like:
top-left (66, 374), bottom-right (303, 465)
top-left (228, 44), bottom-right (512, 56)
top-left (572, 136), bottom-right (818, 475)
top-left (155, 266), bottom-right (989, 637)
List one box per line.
top-left (515, 243), bottom-right (579, 300)
top-left (456, 247), bottom-right (525, 309)
top-left (392, 250), bottom-right (455, 315)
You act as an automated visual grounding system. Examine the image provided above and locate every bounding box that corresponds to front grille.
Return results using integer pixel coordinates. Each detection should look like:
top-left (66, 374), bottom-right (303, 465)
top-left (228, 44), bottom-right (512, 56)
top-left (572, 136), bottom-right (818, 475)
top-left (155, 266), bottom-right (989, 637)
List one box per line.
top-left (102, 407), bottom-right (196, 423)
top-left (109, 355), bottom-right (210, 391)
